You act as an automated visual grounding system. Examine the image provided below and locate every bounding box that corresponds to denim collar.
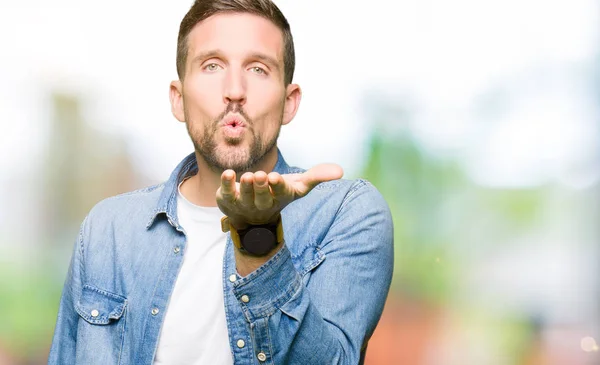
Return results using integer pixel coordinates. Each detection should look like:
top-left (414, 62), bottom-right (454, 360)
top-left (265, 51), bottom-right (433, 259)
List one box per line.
top-left (146, 148), bottom-right (292, 230)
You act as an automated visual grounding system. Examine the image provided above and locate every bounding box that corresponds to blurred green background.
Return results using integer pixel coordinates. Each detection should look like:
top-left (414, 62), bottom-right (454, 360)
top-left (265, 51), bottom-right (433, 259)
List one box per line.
top-left (1, 1), bottom-right (599, 364)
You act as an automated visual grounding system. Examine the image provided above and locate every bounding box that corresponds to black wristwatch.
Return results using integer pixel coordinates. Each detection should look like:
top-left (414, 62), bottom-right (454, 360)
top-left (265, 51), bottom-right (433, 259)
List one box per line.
top-left (221, 216), bottom-right (284, 256)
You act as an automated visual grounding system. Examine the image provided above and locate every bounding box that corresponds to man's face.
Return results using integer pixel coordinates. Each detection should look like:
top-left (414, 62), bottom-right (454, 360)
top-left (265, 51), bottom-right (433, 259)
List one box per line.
top-left (171, 12), bottom-right (299, 173)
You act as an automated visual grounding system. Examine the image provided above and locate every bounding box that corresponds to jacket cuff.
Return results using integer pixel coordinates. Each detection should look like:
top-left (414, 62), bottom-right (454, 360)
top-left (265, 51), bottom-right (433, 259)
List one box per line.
top-left (232, 244), bottom-right (302, 322)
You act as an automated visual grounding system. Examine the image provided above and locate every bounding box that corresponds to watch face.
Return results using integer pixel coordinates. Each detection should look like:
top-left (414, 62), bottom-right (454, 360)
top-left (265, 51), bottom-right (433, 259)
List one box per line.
top-left (242, 227), bottom-right (277, 256)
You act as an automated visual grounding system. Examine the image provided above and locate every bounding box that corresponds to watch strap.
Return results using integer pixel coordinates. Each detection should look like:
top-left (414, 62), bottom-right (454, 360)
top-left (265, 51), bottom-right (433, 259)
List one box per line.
top-left (220, 215), bottom-right (284, 251)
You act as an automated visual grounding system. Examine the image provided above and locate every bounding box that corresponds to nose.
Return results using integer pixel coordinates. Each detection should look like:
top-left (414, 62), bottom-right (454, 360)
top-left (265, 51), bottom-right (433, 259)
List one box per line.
top-left (223, 67), bottom-right (246, 105)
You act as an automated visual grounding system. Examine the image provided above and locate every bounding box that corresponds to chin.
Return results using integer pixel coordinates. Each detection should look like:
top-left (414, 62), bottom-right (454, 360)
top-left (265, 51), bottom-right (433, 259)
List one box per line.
top-left (213, 145), bottom-right (253, 171)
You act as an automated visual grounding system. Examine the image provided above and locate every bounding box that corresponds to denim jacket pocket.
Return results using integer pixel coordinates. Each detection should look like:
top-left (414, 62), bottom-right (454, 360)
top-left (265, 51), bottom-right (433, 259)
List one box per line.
top-left (74, 285), bottom-right (128, 364)
top-left (76, 285), bottom-right (127, 324)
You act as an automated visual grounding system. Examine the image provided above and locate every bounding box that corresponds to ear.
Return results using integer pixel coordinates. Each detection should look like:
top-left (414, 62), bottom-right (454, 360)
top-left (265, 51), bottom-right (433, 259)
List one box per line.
top-left (282, 83), bottom-right (301, 126)
top-left (169, 80), bottom-right (185, 123)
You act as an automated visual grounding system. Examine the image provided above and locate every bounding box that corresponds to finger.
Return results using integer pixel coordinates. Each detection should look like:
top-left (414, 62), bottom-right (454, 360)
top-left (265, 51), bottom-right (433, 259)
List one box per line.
top-left (268, 172), bottom-right (287, 197)
top-left (253, 171), bottom-right (273, 210)
top-left (300, 163), bottom-right (344, 191)
top-left (239, 172), bottom-right (254, 206)
top-left (220, 170), bottom-right (237, 202)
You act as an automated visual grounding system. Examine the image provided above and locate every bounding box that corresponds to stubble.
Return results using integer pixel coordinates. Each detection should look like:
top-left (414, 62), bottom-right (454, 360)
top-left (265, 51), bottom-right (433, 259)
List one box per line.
top-left (185, 102), bottom-right (281, 174)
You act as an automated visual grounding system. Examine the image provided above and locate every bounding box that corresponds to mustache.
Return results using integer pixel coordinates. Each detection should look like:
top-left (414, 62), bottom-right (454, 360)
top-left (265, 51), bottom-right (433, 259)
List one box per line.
top-left (215, 102), bottom-right (252, 125)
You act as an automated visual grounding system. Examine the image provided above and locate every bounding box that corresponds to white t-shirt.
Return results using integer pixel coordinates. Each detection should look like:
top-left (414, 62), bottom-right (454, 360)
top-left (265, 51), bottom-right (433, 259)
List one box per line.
top-left (153, 185), bottom-right (233, 365)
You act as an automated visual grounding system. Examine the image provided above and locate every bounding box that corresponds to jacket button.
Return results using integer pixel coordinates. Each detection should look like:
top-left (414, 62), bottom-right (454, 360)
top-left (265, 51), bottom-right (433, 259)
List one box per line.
top-left (236, 339), bottom-right (245, 348)
top-left (151, 308), bottom-right (159, 315)
top-left (241, 295), bottom-right (250, 303)
top-left (90, 309), bottom-right (99, 317)
top-left (173, 247), bottom-right (180, 254)
top-left (229, 274), bottom-right (237, 282)
top-left (257, 352), bottom-right (267, 362)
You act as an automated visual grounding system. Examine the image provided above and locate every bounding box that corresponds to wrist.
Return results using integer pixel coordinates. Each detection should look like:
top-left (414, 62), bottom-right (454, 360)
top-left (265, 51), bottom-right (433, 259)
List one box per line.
top-left (221, 214), bottom-right (284, 257)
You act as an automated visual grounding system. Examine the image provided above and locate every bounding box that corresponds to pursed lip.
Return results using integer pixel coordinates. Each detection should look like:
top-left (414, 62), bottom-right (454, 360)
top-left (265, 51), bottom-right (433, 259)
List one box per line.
top-left (221, 114), bottom-right (246, 128)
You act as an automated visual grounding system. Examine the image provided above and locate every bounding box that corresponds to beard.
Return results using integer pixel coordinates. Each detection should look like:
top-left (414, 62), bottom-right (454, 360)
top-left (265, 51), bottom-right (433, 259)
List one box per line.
top-left (185, 102), bottom-right (282, 175)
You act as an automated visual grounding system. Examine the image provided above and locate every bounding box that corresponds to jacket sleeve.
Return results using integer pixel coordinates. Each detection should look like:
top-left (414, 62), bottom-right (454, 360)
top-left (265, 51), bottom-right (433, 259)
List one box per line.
top-left (231, 181), bottom-right (394, 364)
top-left (47, 217), bottom-right (87, 365)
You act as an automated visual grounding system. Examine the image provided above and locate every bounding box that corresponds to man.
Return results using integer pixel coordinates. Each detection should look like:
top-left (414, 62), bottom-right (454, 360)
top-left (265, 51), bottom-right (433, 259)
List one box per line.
top-left (48, 1), bottom-right (393, 364)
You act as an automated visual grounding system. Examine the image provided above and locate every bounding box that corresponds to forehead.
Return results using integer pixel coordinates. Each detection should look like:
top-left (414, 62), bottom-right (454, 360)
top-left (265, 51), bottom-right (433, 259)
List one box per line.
top-left (187, 12), bottom-right (284, 62)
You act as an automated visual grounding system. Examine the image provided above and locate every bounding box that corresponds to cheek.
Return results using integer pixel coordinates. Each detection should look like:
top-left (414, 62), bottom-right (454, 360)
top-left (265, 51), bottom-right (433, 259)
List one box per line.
top-left (249, 103), bottom-right (283, 129)
top-left (247, 84), bottom-right (286, 120)
top-left (184, 76), bottom-right (223, 116)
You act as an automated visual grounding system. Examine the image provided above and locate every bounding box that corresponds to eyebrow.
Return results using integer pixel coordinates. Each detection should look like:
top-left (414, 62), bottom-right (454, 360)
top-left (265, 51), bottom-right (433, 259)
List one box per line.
top-left (190, 50), bottom-right (222, 66)
top-left (191, 49), bottom-right (281, 72)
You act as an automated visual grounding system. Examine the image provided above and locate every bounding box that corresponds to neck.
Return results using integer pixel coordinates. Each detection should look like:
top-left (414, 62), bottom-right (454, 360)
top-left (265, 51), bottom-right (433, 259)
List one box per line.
top-left (179, 147), bottom-right (280, 207)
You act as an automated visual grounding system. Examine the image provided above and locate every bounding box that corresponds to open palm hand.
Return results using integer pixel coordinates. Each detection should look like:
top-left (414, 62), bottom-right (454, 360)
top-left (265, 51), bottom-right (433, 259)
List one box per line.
top-left (216, 163), bottom-right (343, 229)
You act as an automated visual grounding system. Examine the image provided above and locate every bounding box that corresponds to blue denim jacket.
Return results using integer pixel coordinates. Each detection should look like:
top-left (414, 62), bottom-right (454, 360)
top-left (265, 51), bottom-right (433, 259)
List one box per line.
top-left (48, 151), bottom-right (394, 365)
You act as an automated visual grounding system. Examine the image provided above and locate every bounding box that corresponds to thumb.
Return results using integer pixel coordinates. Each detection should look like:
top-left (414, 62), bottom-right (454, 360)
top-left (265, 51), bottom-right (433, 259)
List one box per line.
top-left (301, 163), bottom-right (344, 190)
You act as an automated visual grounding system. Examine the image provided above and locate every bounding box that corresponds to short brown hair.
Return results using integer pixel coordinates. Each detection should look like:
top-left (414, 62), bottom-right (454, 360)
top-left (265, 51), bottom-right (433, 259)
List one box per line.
top-left (176, 0), bottom-right (295, 85)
